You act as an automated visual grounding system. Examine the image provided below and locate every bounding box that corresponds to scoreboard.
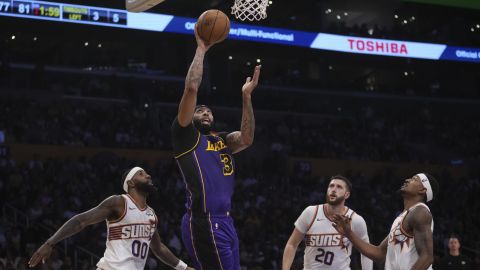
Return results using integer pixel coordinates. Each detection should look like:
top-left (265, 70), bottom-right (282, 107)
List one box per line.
top-left (1, 0), bottom-right (479, 63)
top-left (0, 0), bottom-right (127, 25)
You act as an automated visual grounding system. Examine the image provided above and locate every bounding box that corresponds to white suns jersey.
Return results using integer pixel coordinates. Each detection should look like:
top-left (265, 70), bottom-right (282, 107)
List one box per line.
top-left (386, 203), bottom-right (433, 270)
top-left (295, 204), bottom-right (372, 270)
top-left (96, 194), bottom-right (158, 270)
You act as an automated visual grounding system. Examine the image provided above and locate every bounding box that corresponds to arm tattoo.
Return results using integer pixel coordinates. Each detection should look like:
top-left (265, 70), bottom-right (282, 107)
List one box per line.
top-left (240, 97), bottom-right (255, 145)
top-left (226, 98), bottom-right (255, 153)
top-left (185, 48), bottom-right (205, 91)
top-left (48, 218), bottom-right (84, 245)
top-left (410, 207), bottom-right (434, 270)
top-left (48, 196), bottom-right (120, 245)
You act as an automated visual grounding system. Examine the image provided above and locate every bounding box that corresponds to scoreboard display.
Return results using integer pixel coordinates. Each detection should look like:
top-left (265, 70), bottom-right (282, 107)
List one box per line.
top-left (0, 0), bottom-right (127, 25)
top-left (1, 0), bottom-right (479, 63)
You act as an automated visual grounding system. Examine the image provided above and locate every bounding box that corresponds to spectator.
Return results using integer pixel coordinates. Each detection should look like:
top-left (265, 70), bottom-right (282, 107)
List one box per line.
top-left (438, 235), bottom-right (473, 270)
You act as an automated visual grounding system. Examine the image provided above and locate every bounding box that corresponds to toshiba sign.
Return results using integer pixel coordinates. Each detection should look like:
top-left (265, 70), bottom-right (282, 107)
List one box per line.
top-left (310, 33), bottom-right (446, 59)
top-left (347, 38), bottom-right (408, 54)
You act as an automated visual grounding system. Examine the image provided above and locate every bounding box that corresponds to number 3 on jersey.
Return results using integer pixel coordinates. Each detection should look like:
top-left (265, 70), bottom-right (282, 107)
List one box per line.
top-left (220, 154), bottom-right (234, 175)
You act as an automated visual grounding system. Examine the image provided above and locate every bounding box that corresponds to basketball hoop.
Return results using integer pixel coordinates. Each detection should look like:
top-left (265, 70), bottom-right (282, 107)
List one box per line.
top-left (231, 0), bottom-right (269, 21)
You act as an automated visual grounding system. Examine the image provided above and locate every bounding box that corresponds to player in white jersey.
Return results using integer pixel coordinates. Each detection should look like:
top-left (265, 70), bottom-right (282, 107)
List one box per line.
top-left (29, 167), bottom-right (194, 270)
top-left (333, 173), bottom-right (439, 270)
top-left (282, 175), bottom-right (373, 270)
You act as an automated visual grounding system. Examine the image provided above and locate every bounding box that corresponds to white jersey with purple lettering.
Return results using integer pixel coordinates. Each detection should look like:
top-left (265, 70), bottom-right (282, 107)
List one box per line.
top-left (295, 204), bottom-right (372, 270)
top-left (96, 194), bottom-right (157, 270)
top-left (385, 202), bottom-right (433, 270)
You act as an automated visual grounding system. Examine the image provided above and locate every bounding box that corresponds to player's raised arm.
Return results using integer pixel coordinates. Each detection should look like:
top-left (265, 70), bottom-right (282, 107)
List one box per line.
top-left (177, 25), bottom-right (213, 127)
top-left (226, 65), bottom-right (261, 154)
top-left (333, 214), bottom-right (388, 262)
top-left (409, 206), bottom-right (434, 270)
top-left (28, 195), bottom-right (124, 267)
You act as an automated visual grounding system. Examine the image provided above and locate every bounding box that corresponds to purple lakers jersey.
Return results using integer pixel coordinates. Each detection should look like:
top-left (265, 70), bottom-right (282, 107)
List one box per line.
top-left (172, 118), bottom-right (235, 215)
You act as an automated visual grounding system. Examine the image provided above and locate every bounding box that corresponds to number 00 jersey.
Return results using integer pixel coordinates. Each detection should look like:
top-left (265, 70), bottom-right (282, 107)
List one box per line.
top-left (295, 204), bottom-right (372, 270)
top-left (96, 194), bottom-right (158, 270)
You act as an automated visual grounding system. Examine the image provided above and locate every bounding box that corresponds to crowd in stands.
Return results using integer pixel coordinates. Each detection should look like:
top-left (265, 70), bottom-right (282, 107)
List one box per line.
top-left (1, 96), bottom-right (479, 164)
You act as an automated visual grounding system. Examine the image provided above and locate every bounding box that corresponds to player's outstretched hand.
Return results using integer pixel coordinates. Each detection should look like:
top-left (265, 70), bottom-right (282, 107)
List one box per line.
top-left (332, 214), bottom-right (352, 236)
top-left (28, 242), bottom-right (53, 267)
top-left (242, 65), bottom-right (261, 98)
top-left (194, 23), bottom-right (213, 51)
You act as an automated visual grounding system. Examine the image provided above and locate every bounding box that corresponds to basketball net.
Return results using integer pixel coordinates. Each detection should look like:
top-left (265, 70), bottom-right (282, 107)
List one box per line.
top-left (231, 0), bottom-right (269, 21)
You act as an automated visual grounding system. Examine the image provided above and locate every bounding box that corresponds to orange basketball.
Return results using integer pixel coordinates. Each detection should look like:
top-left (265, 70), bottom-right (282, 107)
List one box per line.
top-left (196, 9), bottom-right (230, 44)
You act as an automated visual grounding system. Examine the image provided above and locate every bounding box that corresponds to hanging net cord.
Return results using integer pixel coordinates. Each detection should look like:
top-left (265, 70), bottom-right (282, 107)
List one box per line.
top-left (231, 0), bottom-right (269, 21)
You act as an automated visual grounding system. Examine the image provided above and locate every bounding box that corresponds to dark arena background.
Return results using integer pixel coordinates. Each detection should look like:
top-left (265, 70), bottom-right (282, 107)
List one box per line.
top-left (1, 0), bottom-right (480, 269)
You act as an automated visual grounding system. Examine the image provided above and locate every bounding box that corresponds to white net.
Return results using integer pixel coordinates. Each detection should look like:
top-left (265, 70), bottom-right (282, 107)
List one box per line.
top-left (231, 0), bottom-right (269, 21)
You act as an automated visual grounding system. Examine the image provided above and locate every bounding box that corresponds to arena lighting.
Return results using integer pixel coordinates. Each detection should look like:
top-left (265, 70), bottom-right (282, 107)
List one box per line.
top-left (1, 0), bottom-right (480, 63)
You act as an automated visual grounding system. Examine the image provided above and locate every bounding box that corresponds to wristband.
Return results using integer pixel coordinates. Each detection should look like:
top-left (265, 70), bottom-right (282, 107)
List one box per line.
top-left (174, 260), bottom-right (187, 270)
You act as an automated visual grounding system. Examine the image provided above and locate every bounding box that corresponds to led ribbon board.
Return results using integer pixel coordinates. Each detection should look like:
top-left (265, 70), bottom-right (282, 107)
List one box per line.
top-left (1, 0), bottom-right (479, 63)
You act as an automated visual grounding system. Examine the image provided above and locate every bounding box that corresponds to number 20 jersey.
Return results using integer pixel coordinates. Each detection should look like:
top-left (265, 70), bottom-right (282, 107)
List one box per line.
top-left (295, 204), bottom-right (372, 270)
top-left (96, 194), bottom-right (157, 270)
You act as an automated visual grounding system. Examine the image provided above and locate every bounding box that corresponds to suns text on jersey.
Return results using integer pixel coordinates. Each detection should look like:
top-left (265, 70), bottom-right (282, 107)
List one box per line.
top-left (306, 234), bottom-right (343, 247)
top-left (120, 224), bottom-right (155, 239)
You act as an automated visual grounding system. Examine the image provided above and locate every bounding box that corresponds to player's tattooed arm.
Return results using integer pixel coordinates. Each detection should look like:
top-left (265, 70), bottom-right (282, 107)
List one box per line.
top-left (226, 65), bottom-right (261, 154)
top-left (226, 100), bottom-right (254, 154)
top-left (178, 24), bottom-right (212, 127)
top-left (28, 196), bottom-right (124, 267)
top-left (409, 207), bottom-right (434, 270)
top-left (48, 195), bottom-right (123, 245)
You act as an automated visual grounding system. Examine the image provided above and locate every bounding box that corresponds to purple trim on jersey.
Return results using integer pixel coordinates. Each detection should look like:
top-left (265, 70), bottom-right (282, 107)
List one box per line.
top-left (191, 134), bottom-right (235, 215)
top-left (176, 159), bottom-right (193, 211)
top-left (181, 213), bottom-right (240, 270)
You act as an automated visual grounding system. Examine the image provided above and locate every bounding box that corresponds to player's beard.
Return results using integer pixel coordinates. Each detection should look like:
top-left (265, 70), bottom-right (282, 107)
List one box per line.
top-left (193, 118), bottom-right (213, 135)
top-left (135, 182), bottom-right (158, 195)
top-left (326, 194), bottom-right (345, 206)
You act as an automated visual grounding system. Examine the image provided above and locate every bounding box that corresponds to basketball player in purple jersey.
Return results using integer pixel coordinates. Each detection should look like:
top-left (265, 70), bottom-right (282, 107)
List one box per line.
top-left (171, 25), bottom-right (261, 270)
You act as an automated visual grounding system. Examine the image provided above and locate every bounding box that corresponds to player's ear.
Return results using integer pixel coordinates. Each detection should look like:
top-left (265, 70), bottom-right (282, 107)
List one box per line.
top-left (418, 186), bottom-right (427, 197)
top-left (127, 179), bottom-right (135, 190)
top-left (344, 191), bottom-right (350, 200)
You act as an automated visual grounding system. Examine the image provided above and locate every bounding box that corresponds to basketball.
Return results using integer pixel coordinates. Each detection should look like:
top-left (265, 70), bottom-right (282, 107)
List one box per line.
top-left (196, 9), bottom-right (230, 44)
